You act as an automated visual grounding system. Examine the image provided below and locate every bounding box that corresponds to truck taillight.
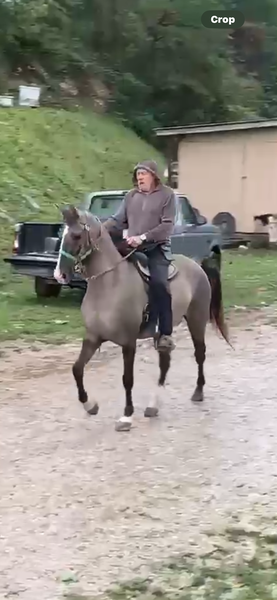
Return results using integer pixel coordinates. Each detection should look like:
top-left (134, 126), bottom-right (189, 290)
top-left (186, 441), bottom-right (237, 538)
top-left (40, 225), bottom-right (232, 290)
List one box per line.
top-left (12, 223), bottom-right (22, 254)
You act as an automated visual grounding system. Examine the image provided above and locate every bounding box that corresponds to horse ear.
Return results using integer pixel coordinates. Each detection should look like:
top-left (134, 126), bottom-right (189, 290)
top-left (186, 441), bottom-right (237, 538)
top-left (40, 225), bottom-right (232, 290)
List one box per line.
top-left (61, 205), bottom-right (80, 225)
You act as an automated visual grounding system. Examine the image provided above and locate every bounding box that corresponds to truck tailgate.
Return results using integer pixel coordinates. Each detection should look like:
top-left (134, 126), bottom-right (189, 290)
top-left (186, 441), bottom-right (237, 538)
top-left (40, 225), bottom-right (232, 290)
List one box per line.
top-left (3, 253), bottom-right (85, 284)
top-left (4, 253), bottom-right (58, 279)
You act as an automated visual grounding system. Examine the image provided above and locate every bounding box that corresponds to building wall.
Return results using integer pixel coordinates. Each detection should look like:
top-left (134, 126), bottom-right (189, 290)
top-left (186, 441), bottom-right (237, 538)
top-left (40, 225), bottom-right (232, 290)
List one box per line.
top-left (178, 128), bottom-right (277, 232)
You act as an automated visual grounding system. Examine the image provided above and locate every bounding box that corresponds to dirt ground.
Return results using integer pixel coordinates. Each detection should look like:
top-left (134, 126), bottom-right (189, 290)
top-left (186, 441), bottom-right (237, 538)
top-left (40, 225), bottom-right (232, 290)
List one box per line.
top-left (1, 311), bottom-right (277, 599)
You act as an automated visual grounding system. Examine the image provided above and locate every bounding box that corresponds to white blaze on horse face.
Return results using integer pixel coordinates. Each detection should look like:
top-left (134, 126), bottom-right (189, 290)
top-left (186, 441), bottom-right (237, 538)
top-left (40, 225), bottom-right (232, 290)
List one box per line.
top-left (54, 225), bottom-right (68, 283)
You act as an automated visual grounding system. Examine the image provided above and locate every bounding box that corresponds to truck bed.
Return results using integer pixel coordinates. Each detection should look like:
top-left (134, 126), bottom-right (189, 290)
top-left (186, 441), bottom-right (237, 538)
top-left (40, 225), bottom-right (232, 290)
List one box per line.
top-left (15, 222), bottom-right (62, 254)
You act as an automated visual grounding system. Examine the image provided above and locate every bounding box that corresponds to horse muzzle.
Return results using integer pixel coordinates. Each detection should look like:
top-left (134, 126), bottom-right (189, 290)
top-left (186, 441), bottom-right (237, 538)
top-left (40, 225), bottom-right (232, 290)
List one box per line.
top-left (54, 266), bottom-right (69, 285)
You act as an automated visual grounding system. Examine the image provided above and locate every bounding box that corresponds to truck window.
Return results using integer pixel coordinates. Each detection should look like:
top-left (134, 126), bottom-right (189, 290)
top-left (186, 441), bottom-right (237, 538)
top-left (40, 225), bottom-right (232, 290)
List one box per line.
top-left (174, 195), bottom-right (183, 226)
top-left (179, 196), bottom-right (196, 225)
top-left (89, 194), bottom-right (126, 218)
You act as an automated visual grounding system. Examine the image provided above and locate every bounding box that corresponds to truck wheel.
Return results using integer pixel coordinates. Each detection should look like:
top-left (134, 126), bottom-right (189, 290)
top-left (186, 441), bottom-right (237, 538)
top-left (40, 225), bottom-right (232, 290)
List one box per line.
top-left (35, 277), bottom-right (61, 298)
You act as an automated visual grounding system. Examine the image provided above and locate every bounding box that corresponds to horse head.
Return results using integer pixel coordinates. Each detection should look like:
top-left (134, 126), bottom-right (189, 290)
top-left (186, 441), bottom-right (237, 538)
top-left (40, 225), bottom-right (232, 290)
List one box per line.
top-left (54, 205), bottom-right (101, 284)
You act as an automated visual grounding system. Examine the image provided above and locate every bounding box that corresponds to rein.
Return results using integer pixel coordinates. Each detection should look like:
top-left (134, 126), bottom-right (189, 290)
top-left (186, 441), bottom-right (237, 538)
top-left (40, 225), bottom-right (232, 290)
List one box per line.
top-left (87, 246), bottom-right (137, 282)
top-left (60, 218), bottom-right (137, 282)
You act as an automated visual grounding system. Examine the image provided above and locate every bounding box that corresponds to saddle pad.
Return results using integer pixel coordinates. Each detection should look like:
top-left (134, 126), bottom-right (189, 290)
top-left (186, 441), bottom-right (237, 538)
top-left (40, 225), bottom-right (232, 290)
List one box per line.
top-left (137, 261), bottom-right (178, 280)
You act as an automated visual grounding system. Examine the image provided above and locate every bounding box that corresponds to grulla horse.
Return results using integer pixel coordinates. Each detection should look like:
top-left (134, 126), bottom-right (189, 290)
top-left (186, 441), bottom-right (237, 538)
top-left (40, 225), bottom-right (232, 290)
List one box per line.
top-left (54, 206), bottom-right (230, 432)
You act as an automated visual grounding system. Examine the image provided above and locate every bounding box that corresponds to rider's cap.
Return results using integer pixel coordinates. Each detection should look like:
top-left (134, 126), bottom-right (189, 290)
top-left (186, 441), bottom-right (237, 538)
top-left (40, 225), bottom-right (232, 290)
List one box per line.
top-left (133, 160), bottom-right (161, 183)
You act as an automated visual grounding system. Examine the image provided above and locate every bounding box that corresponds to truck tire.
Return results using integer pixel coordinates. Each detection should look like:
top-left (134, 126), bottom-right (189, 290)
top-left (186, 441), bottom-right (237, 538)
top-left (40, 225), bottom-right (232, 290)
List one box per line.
top-left (212, 212), bottom-right (236, 236)
top-left (35, 277), bottom-right (61, 298)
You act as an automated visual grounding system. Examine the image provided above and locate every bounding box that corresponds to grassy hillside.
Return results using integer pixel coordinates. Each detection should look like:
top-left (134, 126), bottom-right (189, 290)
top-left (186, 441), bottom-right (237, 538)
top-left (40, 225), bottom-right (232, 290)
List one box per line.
top-left (0, 107), bottom-right (165, 256)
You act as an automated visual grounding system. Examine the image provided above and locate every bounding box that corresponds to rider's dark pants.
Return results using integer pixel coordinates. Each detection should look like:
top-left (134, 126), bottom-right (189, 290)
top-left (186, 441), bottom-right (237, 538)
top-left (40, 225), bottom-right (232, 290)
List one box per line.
top-left (146, 246), bottom-right (173, 336)
top-left (108, 231), bottom-right (173, 336)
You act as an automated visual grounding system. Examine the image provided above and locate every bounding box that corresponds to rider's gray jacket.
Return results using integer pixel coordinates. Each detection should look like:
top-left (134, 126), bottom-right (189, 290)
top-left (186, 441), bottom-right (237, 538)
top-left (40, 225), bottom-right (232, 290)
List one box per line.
top-left (105, 184), bottom-right (176, 259)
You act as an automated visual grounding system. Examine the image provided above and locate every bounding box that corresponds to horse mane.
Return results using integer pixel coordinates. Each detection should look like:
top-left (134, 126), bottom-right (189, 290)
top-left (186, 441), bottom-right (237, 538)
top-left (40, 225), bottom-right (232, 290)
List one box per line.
top-left (84, 211), bottom-right (124, 259)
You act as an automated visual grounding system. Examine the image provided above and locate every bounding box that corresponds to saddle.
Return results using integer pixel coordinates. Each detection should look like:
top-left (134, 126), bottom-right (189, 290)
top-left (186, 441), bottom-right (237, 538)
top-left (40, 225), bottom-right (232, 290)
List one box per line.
top-left (113, 239), bottom-right (178, 337)
top-left (114, 239), bottom-right (178, 282)
top-left (131, 251), bottom-right (178, 282)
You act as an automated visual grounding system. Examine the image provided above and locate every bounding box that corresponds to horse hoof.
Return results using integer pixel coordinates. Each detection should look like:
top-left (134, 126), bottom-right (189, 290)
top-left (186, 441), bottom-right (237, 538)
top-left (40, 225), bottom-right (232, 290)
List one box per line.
top-left (191, 389), bottom-right (204, 403)
top-left (83, 401), bottom-right (99, 415)
top-left (115, 418), bottom-right (132, 432)
top-left (144, 407), bottom-right (159, 418)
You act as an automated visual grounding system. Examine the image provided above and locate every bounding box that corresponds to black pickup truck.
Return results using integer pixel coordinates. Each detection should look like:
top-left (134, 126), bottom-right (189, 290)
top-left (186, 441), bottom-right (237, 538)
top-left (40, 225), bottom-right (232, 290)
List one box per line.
top-left (4, 190), bottom-right (223, 298)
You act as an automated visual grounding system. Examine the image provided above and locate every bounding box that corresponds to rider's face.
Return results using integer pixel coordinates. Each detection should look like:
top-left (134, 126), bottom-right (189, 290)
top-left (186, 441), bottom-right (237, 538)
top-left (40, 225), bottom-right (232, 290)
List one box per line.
top-left (136, 169), bottom-right (155, 192)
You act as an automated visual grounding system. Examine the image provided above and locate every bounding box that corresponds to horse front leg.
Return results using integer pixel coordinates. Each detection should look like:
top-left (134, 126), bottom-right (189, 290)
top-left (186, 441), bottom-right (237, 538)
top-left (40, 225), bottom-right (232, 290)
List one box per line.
top-left (115, 345), bottom-right (136, 432)
top-left (144, 350), bottom-right (171, 418)
top-left (72, 338), bottom-right (100, 415)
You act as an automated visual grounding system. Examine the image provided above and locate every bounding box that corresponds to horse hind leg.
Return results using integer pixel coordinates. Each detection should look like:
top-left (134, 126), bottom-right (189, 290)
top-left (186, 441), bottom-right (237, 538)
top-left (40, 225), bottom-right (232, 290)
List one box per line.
top-left (72, 338), bottom-right (100, 415)
top-left (115, 345), bottom-right (136, 432)
top-left (185, 306), bottom-right (207, 403)
top-left (144, 350), bottom-right (171, 418)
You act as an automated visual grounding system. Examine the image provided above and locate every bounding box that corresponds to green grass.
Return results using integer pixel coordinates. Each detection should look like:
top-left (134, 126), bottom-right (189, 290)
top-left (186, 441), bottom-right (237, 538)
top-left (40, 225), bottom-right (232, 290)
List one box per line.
top-left (1, 249), bottom-right (277, 343)
top-left (222, 249), bottom-right (277, 310)
top-left (0, 272), bottom-right (85, 343)
top-left (0, 106), bottom-right (164, 342)
top-left (62, 519), bottom-right (277, 600)
top-left (0, 106), bottom-right (164, 257)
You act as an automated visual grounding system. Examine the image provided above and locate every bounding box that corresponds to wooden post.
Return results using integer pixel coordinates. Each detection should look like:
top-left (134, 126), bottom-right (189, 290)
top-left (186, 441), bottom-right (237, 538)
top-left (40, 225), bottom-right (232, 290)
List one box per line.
top-left (165, 136), bottom-right (178, 189)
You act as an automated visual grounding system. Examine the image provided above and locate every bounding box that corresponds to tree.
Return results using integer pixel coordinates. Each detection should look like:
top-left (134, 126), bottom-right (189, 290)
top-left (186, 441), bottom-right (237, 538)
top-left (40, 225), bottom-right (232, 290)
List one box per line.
top-left (0, 0), bottom-right (276, 138)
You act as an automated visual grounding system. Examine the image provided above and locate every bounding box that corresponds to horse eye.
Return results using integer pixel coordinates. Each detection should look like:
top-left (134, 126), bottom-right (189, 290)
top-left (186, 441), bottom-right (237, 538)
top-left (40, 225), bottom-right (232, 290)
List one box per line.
top-left (72, 233), bottom-right (81, 241)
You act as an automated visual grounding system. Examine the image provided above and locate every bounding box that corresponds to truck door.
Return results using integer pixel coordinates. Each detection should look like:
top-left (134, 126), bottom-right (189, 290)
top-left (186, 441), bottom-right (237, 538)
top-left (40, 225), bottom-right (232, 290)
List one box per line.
top-left (171, 196), bottom-right (213, 261)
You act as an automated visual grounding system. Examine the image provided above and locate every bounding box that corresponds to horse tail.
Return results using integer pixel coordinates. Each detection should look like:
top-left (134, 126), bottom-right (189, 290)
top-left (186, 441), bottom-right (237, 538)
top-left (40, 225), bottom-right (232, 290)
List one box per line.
top-left (201, 259), bottom-right (232, 348)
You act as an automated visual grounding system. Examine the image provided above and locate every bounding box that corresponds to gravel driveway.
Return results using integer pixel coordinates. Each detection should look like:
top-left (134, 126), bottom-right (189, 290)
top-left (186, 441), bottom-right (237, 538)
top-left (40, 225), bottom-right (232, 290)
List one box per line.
top-left (1, 314), bottom-right (277, 599)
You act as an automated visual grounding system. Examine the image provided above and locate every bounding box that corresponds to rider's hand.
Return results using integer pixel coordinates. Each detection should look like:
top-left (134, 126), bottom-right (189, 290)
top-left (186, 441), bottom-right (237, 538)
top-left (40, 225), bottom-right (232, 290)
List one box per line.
top-left (127, 235), bottom-right (142, 248)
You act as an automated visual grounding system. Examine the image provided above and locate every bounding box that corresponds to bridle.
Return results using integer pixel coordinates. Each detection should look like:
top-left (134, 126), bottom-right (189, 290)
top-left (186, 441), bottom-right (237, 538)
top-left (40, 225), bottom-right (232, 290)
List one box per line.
top-left (60, 217), bottom-right (101, 276)
top-left (60, 215), bottom-right (136, 282)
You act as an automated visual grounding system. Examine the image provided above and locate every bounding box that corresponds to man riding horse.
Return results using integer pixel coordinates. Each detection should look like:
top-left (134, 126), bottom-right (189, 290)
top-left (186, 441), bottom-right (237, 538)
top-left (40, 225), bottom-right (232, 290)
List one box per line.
top-left (54, 164), bottom-right (229, 430)
top-left (103, 160), bottom-right (176, 352)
